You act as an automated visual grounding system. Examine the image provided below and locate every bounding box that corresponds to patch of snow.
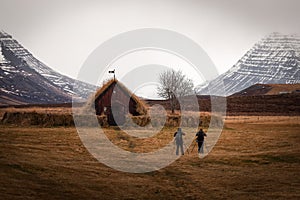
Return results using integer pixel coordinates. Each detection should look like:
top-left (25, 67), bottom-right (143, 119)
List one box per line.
top-left (0, 88), bottom-right (19, 95)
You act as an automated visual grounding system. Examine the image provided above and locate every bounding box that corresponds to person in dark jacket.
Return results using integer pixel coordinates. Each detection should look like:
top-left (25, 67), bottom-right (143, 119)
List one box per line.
top-left (174, 127), bottom-right (185, 155)
top-left (196, 129), bottom-right (207, 153)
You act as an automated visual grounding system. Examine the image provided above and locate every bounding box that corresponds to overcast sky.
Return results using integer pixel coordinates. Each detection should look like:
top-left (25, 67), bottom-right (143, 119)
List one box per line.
top-left (0, 0), bottom-right (299, 95)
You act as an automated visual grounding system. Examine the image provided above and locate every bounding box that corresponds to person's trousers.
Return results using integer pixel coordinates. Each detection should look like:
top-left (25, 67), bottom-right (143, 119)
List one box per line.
top-left (176, 143), bottom-right (184, 155)
top-left (198, 141), bottom-right (204, 153)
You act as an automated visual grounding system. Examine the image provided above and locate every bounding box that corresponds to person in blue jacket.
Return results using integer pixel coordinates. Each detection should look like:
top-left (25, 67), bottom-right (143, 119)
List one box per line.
top-left (174, 127), bottom-right (185, 155)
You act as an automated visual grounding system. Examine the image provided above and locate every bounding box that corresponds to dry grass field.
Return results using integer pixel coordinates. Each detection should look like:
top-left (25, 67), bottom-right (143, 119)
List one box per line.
top-left (0, 115), bottom-right (299, 199)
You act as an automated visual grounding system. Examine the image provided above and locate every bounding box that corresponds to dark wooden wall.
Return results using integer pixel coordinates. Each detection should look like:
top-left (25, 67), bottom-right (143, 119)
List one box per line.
top-left (94, 82), bottom-right (140, 125)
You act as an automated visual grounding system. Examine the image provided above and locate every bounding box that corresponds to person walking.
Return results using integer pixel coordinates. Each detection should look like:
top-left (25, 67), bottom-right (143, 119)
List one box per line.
top-left (174, 127), bottom-right (185, 155)
top-left (196, 129), bottom-right (207, 153)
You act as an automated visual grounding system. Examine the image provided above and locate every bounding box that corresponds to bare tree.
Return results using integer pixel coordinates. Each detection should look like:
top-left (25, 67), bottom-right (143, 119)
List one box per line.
top-left (157, 69), bottom-right (194, 114)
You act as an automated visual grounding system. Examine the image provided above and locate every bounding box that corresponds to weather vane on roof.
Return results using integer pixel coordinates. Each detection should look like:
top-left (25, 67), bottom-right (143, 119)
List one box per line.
top-left (108, 69), bottom-right (115, 80)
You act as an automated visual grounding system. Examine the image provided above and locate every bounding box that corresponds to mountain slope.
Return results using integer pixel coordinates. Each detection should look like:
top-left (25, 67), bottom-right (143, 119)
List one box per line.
top-left (230, 83), bottom-right (300, 96)
top-left (197, 33), bottom-right (300, 96)
top-left (0, 58), bottom-right (72, 105)
top-left (0, 31), bottom-right (96, 105)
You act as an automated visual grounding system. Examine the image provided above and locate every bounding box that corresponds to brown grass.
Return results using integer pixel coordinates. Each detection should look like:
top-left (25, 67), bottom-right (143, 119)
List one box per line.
top-left (1, 111), bottom-right (75, 127)
top-left (225, 115), bottom-right (300, 124)
top-left (264, 83), bottom-right (300, 95)
top-left (0, 118), bottom-right (299, 199)
top-left (0, 107), bottom-right (222, 130)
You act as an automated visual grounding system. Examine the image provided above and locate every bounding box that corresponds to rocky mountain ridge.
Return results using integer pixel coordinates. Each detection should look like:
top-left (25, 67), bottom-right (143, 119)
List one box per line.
top-left (0, 31), bottom-right (96, 105)
top-left (196, 32), bottom-right (300, 96)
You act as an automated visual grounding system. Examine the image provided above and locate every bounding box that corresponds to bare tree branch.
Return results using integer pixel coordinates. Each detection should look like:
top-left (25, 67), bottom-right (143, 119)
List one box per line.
top-left (157, 69), bottom-right (194, 113)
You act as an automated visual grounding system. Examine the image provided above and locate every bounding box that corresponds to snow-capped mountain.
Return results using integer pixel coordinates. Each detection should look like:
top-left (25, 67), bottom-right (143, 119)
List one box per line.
top-left (196, 33), bottom-right (300, 96)
top-left (0, 31), bottom-right (96, 105)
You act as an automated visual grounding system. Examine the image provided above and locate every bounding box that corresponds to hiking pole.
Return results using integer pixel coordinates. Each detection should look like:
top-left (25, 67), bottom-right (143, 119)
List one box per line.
top-left (191, 139), bottom-right (197, 153)
top-left (184, 144), bottom-right (189, 154)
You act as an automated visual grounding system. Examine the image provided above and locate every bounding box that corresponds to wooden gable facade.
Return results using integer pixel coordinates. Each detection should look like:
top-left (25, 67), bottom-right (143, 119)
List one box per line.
top-left (94, 79), bottom-right (147, 126)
